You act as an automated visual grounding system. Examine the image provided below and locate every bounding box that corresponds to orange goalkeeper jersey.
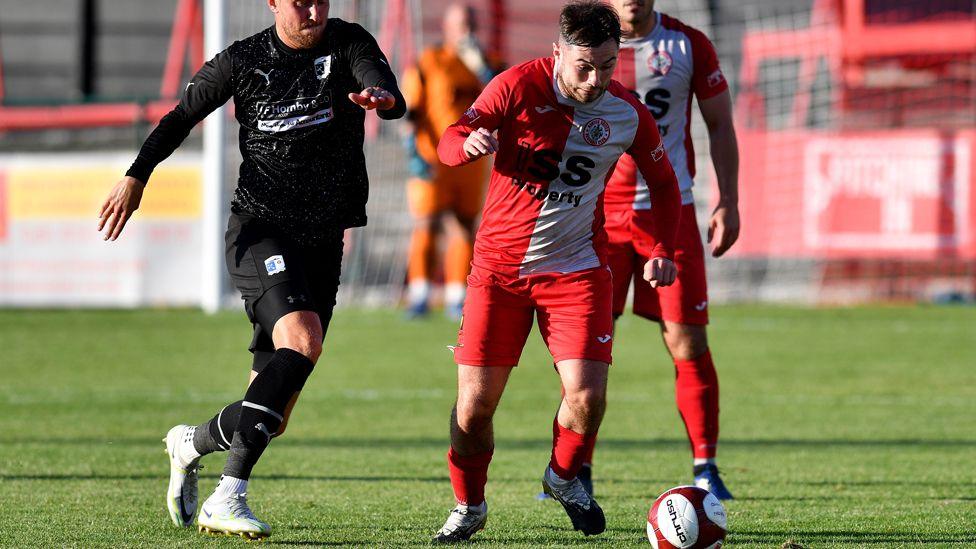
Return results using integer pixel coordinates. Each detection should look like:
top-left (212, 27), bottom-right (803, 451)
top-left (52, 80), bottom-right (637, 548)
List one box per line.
top-left (403, 44), bottom-right (501, 165)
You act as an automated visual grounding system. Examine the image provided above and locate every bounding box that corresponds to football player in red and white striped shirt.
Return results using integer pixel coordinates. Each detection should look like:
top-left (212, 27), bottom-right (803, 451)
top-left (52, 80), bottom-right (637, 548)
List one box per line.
top-left (431, 1), bottom-right (682, 542)
top-left (595, 0), bottom-right (741, 500)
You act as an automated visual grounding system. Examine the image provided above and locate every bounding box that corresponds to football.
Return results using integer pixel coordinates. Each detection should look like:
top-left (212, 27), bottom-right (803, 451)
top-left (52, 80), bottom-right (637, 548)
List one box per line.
top-left (647, 486), bottom-right (728, 548)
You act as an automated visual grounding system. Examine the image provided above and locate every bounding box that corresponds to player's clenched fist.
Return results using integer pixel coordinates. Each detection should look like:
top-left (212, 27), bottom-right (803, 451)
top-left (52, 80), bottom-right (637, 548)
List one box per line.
top-left (462, 127), bottom-right (498, 160)
top-left (642, 256), bottom-right (677, 288)
top-left (348, 86), bottom-right (396, 110)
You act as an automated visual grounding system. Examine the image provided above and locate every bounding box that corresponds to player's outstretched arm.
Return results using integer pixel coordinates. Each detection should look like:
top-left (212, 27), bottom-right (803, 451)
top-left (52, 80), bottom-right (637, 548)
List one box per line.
top-left (348, 87), bottom-right (398, 111)
top-left (101, 52), bottom-right (231, 242)
top-left (97, 176), bottom-right (145, 241)
top-left (347, 23), bottom-right (406, 119)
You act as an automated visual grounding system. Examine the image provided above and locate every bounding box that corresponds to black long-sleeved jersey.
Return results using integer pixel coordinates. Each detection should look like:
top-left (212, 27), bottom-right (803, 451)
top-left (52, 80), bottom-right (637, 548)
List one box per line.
top-left (127, 19), bottom-right (405, 243)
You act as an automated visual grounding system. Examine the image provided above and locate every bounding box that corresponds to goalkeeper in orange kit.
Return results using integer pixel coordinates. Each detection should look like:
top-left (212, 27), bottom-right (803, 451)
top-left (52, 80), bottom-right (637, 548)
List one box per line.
top-left (402, 3), bottom-right (503, 319)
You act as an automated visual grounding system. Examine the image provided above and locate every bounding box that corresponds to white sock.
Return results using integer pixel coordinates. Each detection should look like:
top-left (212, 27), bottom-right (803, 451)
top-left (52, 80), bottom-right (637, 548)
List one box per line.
top-left (444, 282), bottom-right (466, 308)
top-left (459, 501), bottom-right (487, 514)
top-left (694, 458), bottom-right (716, 467)
top-left (211, 475), bottom-right (248, 501)
top-left (546, 466), bottom-right (574, 486)
top-left (179, 426), bottom-right (202, 466)
top-left (408, 280), bottom-right (431, 305)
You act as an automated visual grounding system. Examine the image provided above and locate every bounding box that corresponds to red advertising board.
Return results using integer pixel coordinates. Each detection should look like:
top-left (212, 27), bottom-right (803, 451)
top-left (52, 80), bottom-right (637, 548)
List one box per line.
top-left (730, 129), bottom-right (975, 259)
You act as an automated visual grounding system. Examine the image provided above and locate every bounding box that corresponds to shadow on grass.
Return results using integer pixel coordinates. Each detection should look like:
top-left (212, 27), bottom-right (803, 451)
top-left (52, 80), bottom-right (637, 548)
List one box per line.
top-left (732, 530), bottom-right (976, 545)
top-left (12, 472), bottom-right (969, 491)
top-left (0, 473), bottom-right (449, 482)
top-left (269, 541), bottom-right (360, 547)
top-left (4, 436), bottom-right (974, 450)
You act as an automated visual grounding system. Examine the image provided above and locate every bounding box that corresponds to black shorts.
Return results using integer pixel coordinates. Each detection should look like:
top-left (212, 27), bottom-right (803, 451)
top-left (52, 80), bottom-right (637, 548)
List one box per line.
top-left (225, 211), bottom-right (343, 364)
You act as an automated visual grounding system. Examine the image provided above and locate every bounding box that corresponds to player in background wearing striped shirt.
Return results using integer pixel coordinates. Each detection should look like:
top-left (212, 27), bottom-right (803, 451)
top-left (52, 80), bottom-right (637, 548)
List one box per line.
top-left (594, 0), bottom-right (740, 500)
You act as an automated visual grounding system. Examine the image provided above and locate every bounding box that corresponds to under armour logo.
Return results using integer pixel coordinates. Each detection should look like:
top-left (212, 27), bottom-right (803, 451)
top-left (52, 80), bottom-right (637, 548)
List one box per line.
top-left (597, 334), bottom-right (612, 343)
top-left (254, 68), bottom-right (273, 85)
top-left (535, 105), bottom-right (556, 114)
top-left (694, 301), bottom-right (708, 311)
top-left (254, 423), bottom-right (273, 442)
top-left (286, 294), bottom-right (307, 304)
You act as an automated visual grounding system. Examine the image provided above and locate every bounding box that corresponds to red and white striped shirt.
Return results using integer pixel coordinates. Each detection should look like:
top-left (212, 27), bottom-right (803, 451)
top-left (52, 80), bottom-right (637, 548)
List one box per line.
top-left (606, 12), bottom-right (728, 210)
top-left (438, 57), bottom-right (680, 278)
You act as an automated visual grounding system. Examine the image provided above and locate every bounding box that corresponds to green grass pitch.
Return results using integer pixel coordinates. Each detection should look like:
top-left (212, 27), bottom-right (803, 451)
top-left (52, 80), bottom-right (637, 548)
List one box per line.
top-left (2, 305), bottom-right (975, 547)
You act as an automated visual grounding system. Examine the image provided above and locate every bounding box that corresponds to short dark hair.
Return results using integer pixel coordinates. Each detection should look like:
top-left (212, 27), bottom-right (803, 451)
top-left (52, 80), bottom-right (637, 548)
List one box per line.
top-left (559, 0), bottom-right (621, 48)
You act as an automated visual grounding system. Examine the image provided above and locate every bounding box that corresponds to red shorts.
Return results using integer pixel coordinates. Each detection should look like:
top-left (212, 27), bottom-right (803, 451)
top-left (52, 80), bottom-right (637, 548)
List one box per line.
top-left (453, 265), bottom-right (615, 366)
top-left (605, 203), bottom-right (709, 325)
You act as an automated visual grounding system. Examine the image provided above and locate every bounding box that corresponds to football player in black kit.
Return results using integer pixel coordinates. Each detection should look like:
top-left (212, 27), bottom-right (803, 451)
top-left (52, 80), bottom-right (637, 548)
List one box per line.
top-left (97, 0), bottom-right (404, 539)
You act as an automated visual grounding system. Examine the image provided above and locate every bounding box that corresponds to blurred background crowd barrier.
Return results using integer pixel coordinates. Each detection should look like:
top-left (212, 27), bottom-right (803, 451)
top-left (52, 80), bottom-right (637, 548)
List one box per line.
top-left (0, 0), bottom-right (973, 308)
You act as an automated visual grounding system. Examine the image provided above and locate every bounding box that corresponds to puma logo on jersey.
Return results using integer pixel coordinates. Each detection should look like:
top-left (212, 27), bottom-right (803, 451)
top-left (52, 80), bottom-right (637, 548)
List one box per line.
top-left (597, 334), bottom-right (612, 343)
top-left (254, 68), bottom-right (274, 85)
top-left (695, 301), bottom-right (708, 311)
top-left (535, 105), bottom-right (556, 114)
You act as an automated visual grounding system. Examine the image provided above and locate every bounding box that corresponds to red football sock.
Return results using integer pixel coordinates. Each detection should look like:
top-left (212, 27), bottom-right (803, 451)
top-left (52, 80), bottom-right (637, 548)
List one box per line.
top-left (549, 419), bottom-right (598, 480)
top-left (674, 349), bottom-right (720, 459)
top-left (582, 434), bottom-right (596, 465)
top-left (447, 447), bottom-right (492, 506)
top-left (555, 386), bottom-right (597, 466)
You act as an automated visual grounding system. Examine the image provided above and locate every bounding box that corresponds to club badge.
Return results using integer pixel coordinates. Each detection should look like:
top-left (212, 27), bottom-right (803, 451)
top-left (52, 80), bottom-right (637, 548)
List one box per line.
top-left (582, 118), bottom-right (611, 147)
top-left (314, 55), bottom-right (332, 80)
top-left (648, 50), bottom-right (673, 75)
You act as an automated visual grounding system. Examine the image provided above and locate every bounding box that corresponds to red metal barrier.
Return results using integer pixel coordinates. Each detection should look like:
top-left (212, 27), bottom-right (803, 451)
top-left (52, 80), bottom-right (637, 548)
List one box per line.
top-left (161, 0), bottom-right (204, 99)
top-left (0, 0), bottom-right (196, 131)
top-left (0, 100), bottom-right (177, 131)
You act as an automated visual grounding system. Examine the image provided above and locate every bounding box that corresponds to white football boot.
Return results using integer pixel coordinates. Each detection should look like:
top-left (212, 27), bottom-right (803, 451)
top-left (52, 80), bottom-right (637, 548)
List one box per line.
top-left (163, 424), bottom-right (202, 527)
top-left (198, 491), bottom-right (271, 540)
top-left (432, 502), bottom-right (488, 543)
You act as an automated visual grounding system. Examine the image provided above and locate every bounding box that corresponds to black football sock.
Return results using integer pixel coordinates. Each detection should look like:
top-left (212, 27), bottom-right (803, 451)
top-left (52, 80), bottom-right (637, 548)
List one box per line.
top-left (192, 400), bottom-right (242, 455)
top-left (223, 348), bottom-right (314, 479)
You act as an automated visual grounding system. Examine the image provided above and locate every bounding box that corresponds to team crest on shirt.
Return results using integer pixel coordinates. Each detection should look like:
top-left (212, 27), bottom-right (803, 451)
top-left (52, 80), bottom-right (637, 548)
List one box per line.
top-left (582, 118), bottom-right (611, 147)
top-left (648, 49), bottom-right (673, 75)
top-left (314, 55), bottom-right (332, 80)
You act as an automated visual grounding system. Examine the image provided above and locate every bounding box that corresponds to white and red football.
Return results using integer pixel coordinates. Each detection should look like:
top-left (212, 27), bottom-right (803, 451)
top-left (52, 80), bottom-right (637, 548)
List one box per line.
top-left (647, 485), bottom-right (728, 548)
